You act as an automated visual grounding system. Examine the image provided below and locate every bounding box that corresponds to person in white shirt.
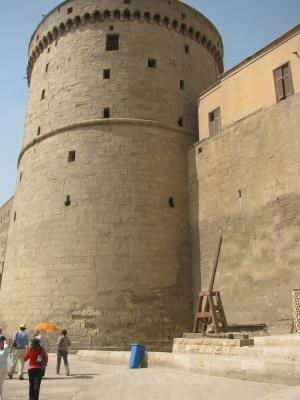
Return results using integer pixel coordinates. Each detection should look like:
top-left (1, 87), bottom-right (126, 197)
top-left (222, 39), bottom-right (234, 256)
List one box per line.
top-left (34, 331), bottom-right (49, 352)
top-left (0, 335), bottom-right (9, 400)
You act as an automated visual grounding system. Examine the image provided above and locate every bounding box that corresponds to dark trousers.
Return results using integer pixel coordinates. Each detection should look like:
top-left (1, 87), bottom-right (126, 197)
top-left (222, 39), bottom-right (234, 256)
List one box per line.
top-left (28, 368), bottom-right (44, 400)
top-left (57, 350), bottom-right (69, 374)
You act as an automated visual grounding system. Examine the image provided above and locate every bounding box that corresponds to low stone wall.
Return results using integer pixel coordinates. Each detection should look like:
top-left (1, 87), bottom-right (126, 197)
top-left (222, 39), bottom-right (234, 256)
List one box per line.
top-left (76, 344), bottom-right (300, 385)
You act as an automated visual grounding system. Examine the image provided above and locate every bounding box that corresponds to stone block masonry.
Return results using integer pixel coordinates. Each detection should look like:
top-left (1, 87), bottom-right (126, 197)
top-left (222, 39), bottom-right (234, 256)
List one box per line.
top-left (188, 91), bottom-right (300, 333)
top-left (0, 0), bottom-right (223, 343)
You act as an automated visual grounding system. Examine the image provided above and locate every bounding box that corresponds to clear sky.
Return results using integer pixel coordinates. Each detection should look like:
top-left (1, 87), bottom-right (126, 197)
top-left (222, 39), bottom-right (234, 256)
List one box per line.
top-left (0, 0), bottom-right (299, 206)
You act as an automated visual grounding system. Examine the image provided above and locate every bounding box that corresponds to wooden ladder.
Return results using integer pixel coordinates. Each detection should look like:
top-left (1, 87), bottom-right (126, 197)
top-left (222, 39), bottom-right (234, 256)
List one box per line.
top-left (193, 290), bottom-right (228, 334)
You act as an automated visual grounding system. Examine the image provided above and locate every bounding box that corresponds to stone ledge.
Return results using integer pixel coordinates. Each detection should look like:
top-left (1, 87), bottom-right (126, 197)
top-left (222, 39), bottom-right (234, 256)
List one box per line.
top-left (18, 118), bottom-right (197, 167)
top-left (76, 349), bottom-right (300, 385)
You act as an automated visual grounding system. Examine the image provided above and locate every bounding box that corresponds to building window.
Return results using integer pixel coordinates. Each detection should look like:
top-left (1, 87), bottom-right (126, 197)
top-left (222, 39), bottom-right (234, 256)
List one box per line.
top-left (41, 90), bottom-right (45, 100)
top-left (67, 7), bottom-right (73, 14)
top-left (208, 107), bottom-right (221, 137)
top-left (37, 126), bottom-right (41, 136)
top-left (184, 44), bottom-right (190, 54)
top-left (169, 197), bottom-right (175, 208)
top-left (178, 118), bottom-right (183, 127)
top-left (148, 58), bottom-right (157, 68)
top-left (106, 34), bottom-right (119, 51)
top-left (103, 108), bottom-right (110, 118)
top-left (180, 80), bottom-right (184, 90)
top-left (45, 63), bottom-right (49, 73)
top-left (68, 151), bottom-right (76, 162)
top-left (47, 47), bottom-right (51, 53)
top-left (109, 25), bottom-right (114, 31)
top-left (273, 62), bottom-right (294, 102)
top-left (103, 69), bottom-right (111, 79)
top-left (13, 212), bottom-right (16, 222)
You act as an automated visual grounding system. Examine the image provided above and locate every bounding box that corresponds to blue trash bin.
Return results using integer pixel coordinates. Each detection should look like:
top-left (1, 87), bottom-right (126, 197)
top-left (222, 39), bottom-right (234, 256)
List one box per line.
top-left (129, 343), bottom-right (145, 368)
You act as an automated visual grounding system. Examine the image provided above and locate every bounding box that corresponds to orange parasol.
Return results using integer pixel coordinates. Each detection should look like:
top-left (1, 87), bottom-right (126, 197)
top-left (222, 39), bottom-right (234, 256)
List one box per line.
top-left (35, 323), bottom-right (58, 332)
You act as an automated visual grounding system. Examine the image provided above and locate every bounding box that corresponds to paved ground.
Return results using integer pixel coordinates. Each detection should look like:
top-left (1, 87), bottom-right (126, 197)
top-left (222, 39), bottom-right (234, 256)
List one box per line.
top-left (1, 354), bottom-right (296, 400)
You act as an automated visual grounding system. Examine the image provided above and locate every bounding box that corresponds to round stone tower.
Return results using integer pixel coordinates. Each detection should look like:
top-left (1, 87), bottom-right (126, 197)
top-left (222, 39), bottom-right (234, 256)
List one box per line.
top-left (0, 0), bottom-right (223, 345)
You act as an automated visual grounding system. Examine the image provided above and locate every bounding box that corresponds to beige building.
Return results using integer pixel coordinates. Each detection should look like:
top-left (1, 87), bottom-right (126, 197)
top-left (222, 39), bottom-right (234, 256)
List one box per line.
top-left (199, 24), bottom-right (300, 138)
top-left (189, 24), bottom-right (300, 333)
top-left (0, 1), bottom-right (299, 344)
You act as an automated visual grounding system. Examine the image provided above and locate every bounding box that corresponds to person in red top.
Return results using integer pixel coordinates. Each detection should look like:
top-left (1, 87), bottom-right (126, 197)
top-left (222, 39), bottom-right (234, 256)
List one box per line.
top-left (24, 338), bottom-right (48, 400)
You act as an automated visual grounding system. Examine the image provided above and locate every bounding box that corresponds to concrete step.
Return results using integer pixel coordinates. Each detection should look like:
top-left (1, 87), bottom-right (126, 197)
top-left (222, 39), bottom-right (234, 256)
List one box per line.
top-left (254, 334), bottom-right (300, 347)
top-left (173, 337), bottom-right (300, 361)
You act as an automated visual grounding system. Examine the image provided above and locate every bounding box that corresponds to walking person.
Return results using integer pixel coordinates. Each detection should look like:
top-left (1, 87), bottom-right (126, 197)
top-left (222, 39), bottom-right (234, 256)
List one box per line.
top-left (34, 331), bottom-right (49, 352)
top-left (24, 338), bottom-right (48, 400)
top-left (56, 329), bottom-right (71, 376)
top-left (0, 335), bottom-right (9, 400)
top-left (8, 323), bottom-right (29, 379)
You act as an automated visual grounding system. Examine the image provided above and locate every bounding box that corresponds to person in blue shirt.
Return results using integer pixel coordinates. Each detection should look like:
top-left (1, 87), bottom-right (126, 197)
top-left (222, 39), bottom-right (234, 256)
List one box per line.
top-left (0, 335), bottom-right (9, 400)
top-left (8, 323), bottom-right (29, 380)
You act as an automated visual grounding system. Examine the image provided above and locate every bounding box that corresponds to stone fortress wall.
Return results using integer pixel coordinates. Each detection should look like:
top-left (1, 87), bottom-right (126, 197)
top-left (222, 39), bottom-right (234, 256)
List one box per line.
top-left (0, 0), bottom-right (222, 344)
top-left (0, 198), bottom-right (14, 286)
top-left (189, 26), bottom-right (300, 333)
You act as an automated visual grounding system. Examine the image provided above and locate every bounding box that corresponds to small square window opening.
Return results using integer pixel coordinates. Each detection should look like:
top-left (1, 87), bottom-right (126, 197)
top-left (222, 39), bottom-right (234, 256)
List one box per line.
top-left (103, 108), bottom-right (110, 118)
top-left (148, 58), bottom-right (157, 68)
top-left (67, 7), bottom-right (73, 14)
top-left (103, 69), bottom-right (111, 79)
top-left (68, 151), bottom-right (76, 162)
top-left (106, 34), bottom-right (119, 51)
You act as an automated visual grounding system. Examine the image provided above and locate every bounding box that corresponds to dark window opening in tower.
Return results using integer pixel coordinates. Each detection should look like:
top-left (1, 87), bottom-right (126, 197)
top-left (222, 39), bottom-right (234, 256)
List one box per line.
top-left (180, 80), bottom-right (185, 90)
top-left (109, 25), bottom-right (114, 31)
top-left (103, 69), bottom-right (111, 79)
top-left (148, 58), bottom-right (157, 68)
top-left (65, 196), bottom-right (71, 207)
top-left (169, 197), bottom-right (175, 208)
top-left (106, 35), bottom-right (119, 51)
top-left (45, 63), bottom-right (49, 73)
top-left (103, 108), bottom-right (110, 118)
top-left (13, 212), bottom-right (16, 222)
top-left (41, 90), bottom-right (45, 100)
top-left (47, 47), bottom-right (51, 53)
top-left (37, 126), bottom-right (41, 136)
top-left (68, 151), bottom-right (76, 162)
top-left (178, 118), bottom-right (183, 127)
top-left (184, 44), bottom-right (190, 54)
top-left (67, 7), bottom-right (73, 14)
